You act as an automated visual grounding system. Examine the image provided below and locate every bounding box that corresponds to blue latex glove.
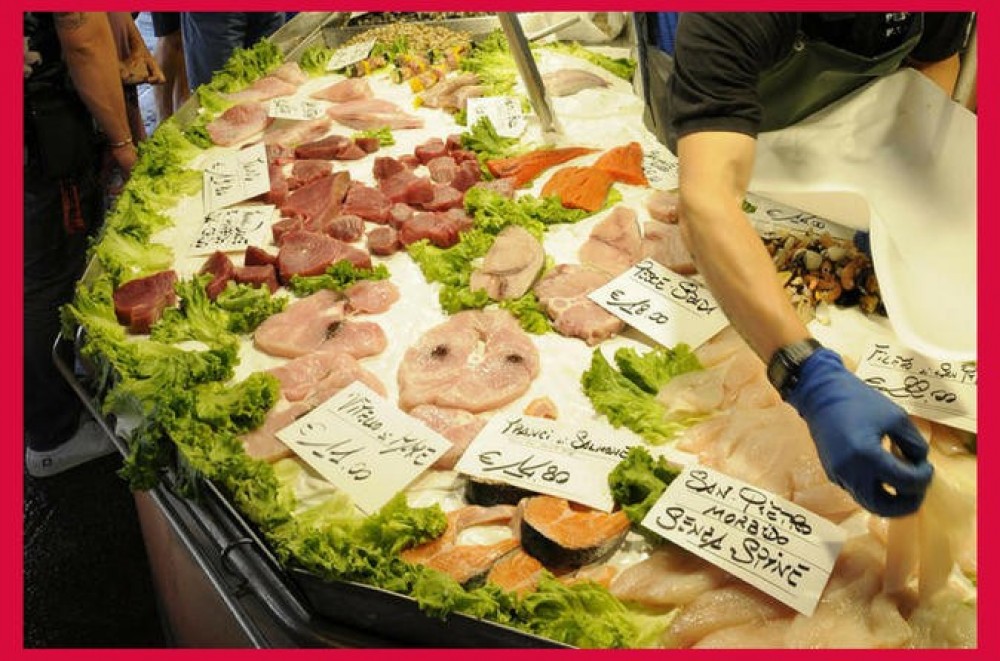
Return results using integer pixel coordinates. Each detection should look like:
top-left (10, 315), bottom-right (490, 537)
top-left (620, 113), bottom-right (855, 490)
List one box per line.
top-left (786, 348), bottom-right (933, 517)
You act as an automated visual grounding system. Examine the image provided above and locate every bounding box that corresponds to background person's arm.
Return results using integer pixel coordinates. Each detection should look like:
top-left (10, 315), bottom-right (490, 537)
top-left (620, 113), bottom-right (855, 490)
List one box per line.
top-left (54, 12), bottom-right (137, 176)
top-left (676, 130), bottom-right (811, 363)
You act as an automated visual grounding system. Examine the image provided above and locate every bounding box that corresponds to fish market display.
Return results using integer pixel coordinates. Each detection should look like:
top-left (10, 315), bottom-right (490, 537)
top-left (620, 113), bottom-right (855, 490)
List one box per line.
top-left (65, 27), bottom-right (976, 651)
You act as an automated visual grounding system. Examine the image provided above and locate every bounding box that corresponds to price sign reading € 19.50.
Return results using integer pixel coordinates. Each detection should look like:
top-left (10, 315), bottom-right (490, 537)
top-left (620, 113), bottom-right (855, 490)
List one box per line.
top-left (190, 205), bottom-right (275, 255)
top-left (275, 382), bottom-right (451, 514)
top-left (642, 464), bottom-right (846, 616)
top-left (202, 142), bottom-right (270, 212)
top-left (588, 258), bottom-right (730, 349)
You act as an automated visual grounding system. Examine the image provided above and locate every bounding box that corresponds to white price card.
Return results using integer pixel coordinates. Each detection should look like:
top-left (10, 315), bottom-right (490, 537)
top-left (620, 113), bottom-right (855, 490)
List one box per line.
top-left (276, 382), bottom-right (452, 514)
top-left (454, 415), bottom-right (638, 511)
top-left (268, 97), bottom-right (328, 121)
top-left (190, 205), bottom-right (275, 255)
top-left (202, 143), bottom-right (270, 212)
top-left (744, 192), bottom-right (856, 241)
top-left (641, 464), bottom-right (846, 616)
top-left (326, 38), bottom-right (376, 72)
top-left (855, 342), bottom-right (977, 433)
top-left (588, 258), bottom-right (729, 349)
top-left (638, 137), bottom-right (679, 190)
top-left (465, 97), bottom-right (526, 138)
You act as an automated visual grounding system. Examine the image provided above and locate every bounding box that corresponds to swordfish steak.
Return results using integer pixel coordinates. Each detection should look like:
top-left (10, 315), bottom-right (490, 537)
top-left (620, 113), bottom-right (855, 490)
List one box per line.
top-left (397, 309), bottom-right (540, 413)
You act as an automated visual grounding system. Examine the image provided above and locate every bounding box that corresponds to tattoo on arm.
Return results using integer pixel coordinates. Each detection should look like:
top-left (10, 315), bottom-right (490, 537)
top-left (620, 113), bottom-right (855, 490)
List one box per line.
top-left (54, 13), bottom-right (86, 31)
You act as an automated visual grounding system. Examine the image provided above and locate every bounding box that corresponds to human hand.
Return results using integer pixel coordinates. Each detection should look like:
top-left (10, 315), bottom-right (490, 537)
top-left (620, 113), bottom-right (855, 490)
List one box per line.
top-left (108, 12), bottom-right (165, 85)
top-left (786, 348), bottom-right (933, 517)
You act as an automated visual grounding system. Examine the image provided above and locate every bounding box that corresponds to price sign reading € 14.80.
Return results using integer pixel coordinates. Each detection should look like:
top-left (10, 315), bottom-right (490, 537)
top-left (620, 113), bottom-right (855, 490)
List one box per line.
top-left (326, 39), bottom-right (376, 72)
top-left (202, 142), bottom-right (270, 212)
top-left (268, 97), bottom-right (328, 121)
top-left (275, 382), bottom-right (452, 514)
top-left (190, 205), bottom-right (275, 255)
top-left (642, 464), bottom-right (846, 616)
top-left (854, 341), bottom-right (977, 433)
top-left (465, 97), bottom-right (527, 138)
top-left (588, 258), bottom-right (730, 349)
top-left (454, 414), bottom-right (640, 511)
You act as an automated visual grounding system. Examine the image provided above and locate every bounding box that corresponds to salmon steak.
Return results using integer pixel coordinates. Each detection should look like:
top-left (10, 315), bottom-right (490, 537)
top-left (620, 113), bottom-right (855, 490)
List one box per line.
top-left (519, 496), bottom-right (630, 570)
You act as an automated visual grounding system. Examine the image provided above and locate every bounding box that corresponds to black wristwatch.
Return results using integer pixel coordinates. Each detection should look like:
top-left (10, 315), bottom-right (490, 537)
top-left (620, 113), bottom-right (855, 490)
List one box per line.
top-left (767, 338), bottom-right (823, 399)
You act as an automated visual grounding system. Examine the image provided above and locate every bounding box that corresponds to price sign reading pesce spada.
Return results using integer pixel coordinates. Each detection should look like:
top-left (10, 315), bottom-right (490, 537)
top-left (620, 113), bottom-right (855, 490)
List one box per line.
top-left (465, 97), bottom-right (526, 138)
top-left (454, 414), bottom-right (638, 511)
top-left (276, 382), bottom-right (451, 514)
top-left (268, 97), bottom-right (328, 121)
top-left (641, 464), bottom-right (846, 617)
top-left (855, 341), bottom-right (977, 433)
top-left (326, 38), bottom-right (376, 72)
top-left (202, 142), bottom-right (270, 212)
top-left (190, 205), bottom-right (275, 255)
top-left (588, 258), bottom-right (729, 350)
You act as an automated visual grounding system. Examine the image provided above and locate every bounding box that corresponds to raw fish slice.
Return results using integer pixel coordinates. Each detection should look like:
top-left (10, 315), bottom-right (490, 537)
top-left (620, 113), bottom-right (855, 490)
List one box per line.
top-left (407, 404), bottom-right (488, 470)
top-left (487, 549), bottom-right (545, 595)
top-left (559, 563), bottom-right (618, 589)
top-left (239, 398), bottom-right (311, 462)
top-left (666, 582), bottom-right (793, 648)
top-left (690, 620), bottom-right (792, 649)
top-left (519, 496), bottom-right (630, 570)
top-left (225, 75), bottom-right (298, 104)
top-left (578, 205), bottom-right (643, 276)
top-left (270, 61), bottom-right (308, 85)
top-left (610, 544), bottom-right (729, 608)
top-left (308, 351), bottom-right (387, 401)
top-left (642, 221), bottom-right (696, 275)
top-left (317, 320), bottom-right (387, 359)
top-left (646, 189), bottom-right (679, 224)
top-left (592, 141), bottom-right (648, 186)
top-left (343, 280), bottom-right (400, 314)
top-left (327, 98), bottom-right (424, 130)
top-left (263, 116), bottom-right (333, 147)
top-left (310, 77), bottom-right (374, 103)
top-left (206, 102), bottom-right (272, 147)
top-left (469, 225), bottom-right (545, 300)
top-left (533, 264), bottom-right (624, 345)
top-left (253, 289), bottom-right (345, 358)
top-left (425, 539), bottom-right (521, 585)
top-left (542, 68), bottom-right (610, 97)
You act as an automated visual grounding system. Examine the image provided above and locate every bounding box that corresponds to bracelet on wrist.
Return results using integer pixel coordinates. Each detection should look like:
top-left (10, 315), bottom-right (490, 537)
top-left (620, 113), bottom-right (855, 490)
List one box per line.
top-left (109, 137), bottom-right (133, 149)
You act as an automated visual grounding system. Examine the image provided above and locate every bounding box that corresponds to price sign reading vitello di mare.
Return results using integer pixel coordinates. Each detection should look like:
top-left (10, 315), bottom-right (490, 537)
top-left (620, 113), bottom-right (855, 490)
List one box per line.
top-left (588, 258), bottom-right (729, 349)
top-left (855, 341), bottom-right (977, 433)
top-left (276, 382), bottom-right (451, 514)
top-left (202, 143), bottom-right (270, 212)
top-left (190, 205), bottom-right (275, 255)
top-left (641, 465), bottom-right (846, 616)
top-left (454, 415), bottom-right (637, 511)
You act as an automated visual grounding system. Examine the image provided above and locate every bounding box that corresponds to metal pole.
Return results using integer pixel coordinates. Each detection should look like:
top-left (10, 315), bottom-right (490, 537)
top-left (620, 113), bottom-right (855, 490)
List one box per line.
top-left (953, 17), bottom-right (977, 111)
top-left (497, 13), bottom-right (556, 134)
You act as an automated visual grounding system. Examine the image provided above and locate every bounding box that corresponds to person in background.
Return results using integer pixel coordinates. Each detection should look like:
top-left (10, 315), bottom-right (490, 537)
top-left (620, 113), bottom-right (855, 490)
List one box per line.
top-left (107, 12), bottom-right (164, 144)
top-left (23, 12), bottom-right (138, 477)
top-left (180, 12), bottom-right (285, 91)
top-left (150, 12), bottom-right (189, 124)
top-left (656, 12), bottom-right (972, 517)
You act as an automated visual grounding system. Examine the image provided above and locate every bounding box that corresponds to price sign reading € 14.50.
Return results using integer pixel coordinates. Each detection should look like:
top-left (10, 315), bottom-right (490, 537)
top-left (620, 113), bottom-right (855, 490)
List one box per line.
top-left (268, 97), bottom-right (328, 121)
top-left (465, 97), bottom-right (527, 138)
top-left (275, 382), bottom-right (451, 514)
top-left (454, 414), bottom-right (639, 511)
top-left (326, 38), bottom-right (376, 72)
top-left (641, 464), bottom-right (846, 616)
top-left (855, 341), bottom-right (977, 433)
top-left (190, 205), bottom-right (275, 255)
top-left (202, 143), bottom-right (270, 212)
top-left (588, 258), bottom-right (729, 349)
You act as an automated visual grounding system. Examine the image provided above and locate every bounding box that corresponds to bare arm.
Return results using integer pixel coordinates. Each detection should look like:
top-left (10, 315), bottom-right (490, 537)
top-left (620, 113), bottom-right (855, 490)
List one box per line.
top-left (53, 12), bottom-right (137, 175)
top-left (908, 52), bottom-right (961, 96)
top-left (676, 131), bottom-right (811, 362)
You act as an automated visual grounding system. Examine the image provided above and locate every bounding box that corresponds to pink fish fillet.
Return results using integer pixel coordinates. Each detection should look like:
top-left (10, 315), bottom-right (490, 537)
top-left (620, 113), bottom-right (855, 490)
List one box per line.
top-left (327, 98), bottom-right (424, 130)
top-left (253, 289), bottom-right (345, 358)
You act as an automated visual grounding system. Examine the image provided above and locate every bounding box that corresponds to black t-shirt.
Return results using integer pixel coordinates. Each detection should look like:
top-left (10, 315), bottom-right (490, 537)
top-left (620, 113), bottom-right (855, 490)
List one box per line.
top-left (665, 12), bottom-right (972, 152)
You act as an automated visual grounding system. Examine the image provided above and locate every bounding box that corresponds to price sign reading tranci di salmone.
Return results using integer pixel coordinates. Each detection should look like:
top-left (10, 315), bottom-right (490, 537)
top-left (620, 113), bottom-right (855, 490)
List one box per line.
top-left (190, 205), bottom-right (275, 255)
top-left (455, 414), bottom-right (639, 512)
top-left (854, 341), bottom-right (977, 433)
top-left (275, 381), bottom-right (452, 514)
top-left (202, 142), bottom-right (271, 212)
top-left (588, 258), bottom-right (730, 350)
top-left (642, 464), bottom-right (846, 616)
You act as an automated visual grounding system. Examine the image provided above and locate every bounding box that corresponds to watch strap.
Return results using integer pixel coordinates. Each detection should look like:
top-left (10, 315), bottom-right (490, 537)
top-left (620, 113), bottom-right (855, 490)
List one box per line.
top-left (767, 338), bottom-right (823, 398)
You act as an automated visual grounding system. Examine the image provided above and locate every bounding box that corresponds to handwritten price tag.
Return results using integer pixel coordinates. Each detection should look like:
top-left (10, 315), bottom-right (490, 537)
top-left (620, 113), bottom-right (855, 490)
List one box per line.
top-left (588, 259), bottom-right (729, 349)
top-left (268, 97), bottom-right (328, 121)
top-left (326, 38), bottom-right (376, 72)
top-left (744, 193), bottom-right (856, 241)
top-left (465, 97), bottom-right (526, 138)
top-left (639, 137), bottom-right (678, 190)
top-left (190, 205), bottom-right (275, 255)
top-left (276, 382), bottom-right (451, 514)
top-left (454, 415), bottom-right (638, 511)
top-left (855, 342), bottom-right (977, 433)
top-left (202, 143), bottom-right (270, 212)
top-left (642, 464), bottom-right (845, 616)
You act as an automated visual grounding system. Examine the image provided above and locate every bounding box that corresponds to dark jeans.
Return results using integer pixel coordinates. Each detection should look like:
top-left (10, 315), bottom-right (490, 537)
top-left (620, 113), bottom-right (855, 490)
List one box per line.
top-left (23, 150), bottom-right (103, 451)
top-left (180, 12), bottom-right (285, 91)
